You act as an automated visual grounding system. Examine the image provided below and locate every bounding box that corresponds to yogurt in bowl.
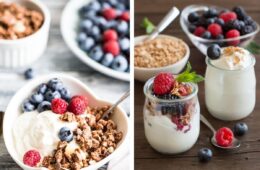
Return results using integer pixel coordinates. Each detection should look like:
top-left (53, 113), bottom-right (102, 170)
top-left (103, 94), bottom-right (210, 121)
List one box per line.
top-left (3, 74), bottom-right (129, 170)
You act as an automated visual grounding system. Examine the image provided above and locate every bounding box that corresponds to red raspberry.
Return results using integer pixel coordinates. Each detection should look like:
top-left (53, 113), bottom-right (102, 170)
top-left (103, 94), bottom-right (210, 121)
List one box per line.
top-left (71, 95), bottom-right (88, 106)
top-left (103, 29), bottom-right (118, 42)
top-left (68, 96), bottom-right (86, 115)
top-left (215, 127), bottom-right (234, 147)
top-left (102, 8), bottom-right (117, 20)
top-left (103, 40), bottom-right (120, 56)
top-left (193, 26), bottom-right (206, 37)
top-left (207, 23), bottom-right (222, 37)
top-left (219, 12), bottom-right (237, 23)
top-left (225, 29), bottom-right (240, 45)
top-left (120, 11), bottom-right (130, 21)
top-left (23, 150), bottom-right (41, 167)
top-left (51, 98), bottom-right (68, 114)
top-left (153, 73), bottom-right (174, 95)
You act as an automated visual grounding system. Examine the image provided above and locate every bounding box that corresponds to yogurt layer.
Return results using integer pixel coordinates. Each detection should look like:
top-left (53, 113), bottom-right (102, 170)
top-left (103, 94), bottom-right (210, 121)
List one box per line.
top-left (211, 47), bottom-right (252, 70)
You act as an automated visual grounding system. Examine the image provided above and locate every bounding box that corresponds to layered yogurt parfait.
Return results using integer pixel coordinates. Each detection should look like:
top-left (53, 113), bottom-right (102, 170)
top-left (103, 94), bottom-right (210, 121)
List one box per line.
top-left (205, 45), bottom-right (256, 120)
top-left (143, 64), bottom-right (204, 154)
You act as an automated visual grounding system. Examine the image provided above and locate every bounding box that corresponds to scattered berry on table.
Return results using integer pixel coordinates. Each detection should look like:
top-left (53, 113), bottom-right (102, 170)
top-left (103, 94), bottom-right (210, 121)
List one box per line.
top-left (198, 148), bottom-right (213, 162)
top-left (58, 127), bottom-right (73, 142)
top-left (111, 55), bottom-right (128, 72)
top-left (24, 68), bottom-right (34, 80)
top-left (233, 122), bottom-right (248, 137)
top-left (153, 73), bottom-right (174, 95)
top-left (207, 44), bottom-right (221, 60)
top-left (51, 98), bottom-right (68, 114)
top-left (103, 40), bottom-right (120, 56)
top-left (37, 101), bottom-right (51, 113)
top-left (215, 127), bottom-right (234, 147)
top-left (23, 150), bottom-right (41, 167)
top-left (68, 96), bottom-right (87, 115)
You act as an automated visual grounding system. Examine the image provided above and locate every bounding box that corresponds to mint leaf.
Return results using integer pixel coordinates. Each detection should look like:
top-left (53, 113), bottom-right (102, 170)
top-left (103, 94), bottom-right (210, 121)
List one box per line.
top-left (176, 63), bottom-right (204, 83)
top-left (141, 17), bottom-right (155, 34)
top-left (246, 41), bottom-right (260, 54)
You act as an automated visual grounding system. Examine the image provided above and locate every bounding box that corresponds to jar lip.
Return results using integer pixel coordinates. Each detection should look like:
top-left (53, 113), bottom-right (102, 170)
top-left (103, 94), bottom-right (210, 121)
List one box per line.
top-left (143, 76), bottom-right (199, 103)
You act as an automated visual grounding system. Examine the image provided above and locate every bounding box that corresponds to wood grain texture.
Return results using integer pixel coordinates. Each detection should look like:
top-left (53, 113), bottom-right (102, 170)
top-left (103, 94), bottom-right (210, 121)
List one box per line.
top-left (0, 0), bottom-right (129, 169)
top-left (134, 0), bottom-right (260, 169)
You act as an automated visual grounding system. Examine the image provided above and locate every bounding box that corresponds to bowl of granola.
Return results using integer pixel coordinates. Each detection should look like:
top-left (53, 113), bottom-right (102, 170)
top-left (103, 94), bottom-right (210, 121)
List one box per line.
top-left (0, 0), bottom-right (50, 68)
top-left (3, 74), bottom-right (129, 170)
top-left (134, 34), bottom-right (190, 82)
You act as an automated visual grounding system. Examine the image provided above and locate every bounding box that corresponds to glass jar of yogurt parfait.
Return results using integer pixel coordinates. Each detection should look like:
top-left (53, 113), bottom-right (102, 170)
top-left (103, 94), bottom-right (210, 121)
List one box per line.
top-left (143, 74), bottom-right (200, 154)
top-left (205, 46), bottom-right (256, 121)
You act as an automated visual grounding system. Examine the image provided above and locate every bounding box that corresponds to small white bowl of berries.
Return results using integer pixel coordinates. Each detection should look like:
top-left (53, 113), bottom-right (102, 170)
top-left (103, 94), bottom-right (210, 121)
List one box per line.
top-left (180, 5), bottom-right (260, 55)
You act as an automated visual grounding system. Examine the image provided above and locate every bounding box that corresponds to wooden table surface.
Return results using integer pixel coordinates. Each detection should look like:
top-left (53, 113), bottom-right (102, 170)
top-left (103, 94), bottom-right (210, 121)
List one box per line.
top-left (134, 0), bottom-right (260, 170)
top-left (0, 0), bottom-right (129, 169)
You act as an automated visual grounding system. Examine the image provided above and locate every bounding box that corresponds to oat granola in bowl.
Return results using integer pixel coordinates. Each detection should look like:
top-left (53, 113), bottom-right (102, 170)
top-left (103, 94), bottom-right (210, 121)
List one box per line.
top-left (134, 34), bottom-right (190, 82)
top-left (3, 74), bottom-right (129, 170)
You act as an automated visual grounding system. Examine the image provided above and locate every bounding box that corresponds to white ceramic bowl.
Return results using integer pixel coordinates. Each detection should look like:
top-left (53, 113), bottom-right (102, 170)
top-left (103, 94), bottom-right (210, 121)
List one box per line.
top-left (3, 74), bottom-right (129, 170)
top-left (0, 0), bottom-right (51, 68)
top-left (61, 0), bottom-right (130, 82)
top-left (134, 34), bottom-right (190, 82)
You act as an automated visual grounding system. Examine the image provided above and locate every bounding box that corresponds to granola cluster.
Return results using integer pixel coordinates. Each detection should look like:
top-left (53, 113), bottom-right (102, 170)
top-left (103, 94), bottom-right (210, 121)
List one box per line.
top-left (41, 106), bottom-right (123, 170)
top-left (0, 2), bottom-right (43, 40)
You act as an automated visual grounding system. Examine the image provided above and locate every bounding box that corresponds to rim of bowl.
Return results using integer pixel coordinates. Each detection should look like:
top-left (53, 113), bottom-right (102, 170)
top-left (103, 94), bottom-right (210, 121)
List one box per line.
top-left (0, 0), bottom-right (51, 44)
top-left (180, 4), bottom-right (260, 43)
top-left (134, 34), bottom-right (190, 71)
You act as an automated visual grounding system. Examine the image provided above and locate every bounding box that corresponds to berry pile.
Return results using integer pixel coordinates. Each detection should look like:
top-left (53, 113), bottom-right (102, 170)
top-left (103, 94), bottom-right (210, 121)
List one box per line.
top-left (77, 0), bottom-right (130, 72)
top-left (188, 6), bottom-right (258, 46)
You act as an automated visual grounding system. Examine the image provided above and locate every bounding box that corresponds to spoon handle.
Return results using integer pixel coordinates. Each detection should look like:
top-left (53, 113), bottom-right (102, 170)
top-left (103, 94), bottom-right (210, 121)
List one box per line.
top-left (146, 6), bottom-right (180, 41)
top-left (102, 89), bottom-right (130, 119)
top-left (200, 114), bottom-right (216, 133)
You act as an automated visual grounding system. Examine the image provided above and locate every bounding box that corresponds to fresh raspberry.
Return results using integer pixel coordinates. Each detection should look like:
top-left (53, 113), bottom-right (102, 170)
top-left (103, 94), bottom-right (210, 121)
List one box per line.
top-left (103, 29), bottom-right (118, 42)
top-left (103, 40), bottom-right (120, 56)
top-left (207, 23), bottom-right (223, 37)
top-left (120, 11), bottom-right (130, 21)
top-left (153, 73), bottom-right (174, 95)
top-left (23, 150), bottom-right (41, 167)
top-left (193, 26), bottom-right (206, 37)
top-left (215, 127), bottom-right (234, 147)
top-left (225, 29), bottom-right (240, 45)
top-left (71, 95), bottom-right (88, 106)
top-left (102, 8), bottom-right (117, 20)
top-left (51, 98), bottom-right (68, 114)
top-left (68, 96), bottom-right (86, 115)
top-left (219, 12), bottom-right (237, 23)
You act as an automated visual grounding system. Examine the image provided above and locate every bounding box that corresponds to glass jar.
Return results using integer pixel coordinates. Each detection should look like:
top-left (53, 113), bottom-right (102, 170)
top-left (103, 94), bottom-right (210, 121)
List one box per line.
top-left (143, 77), bottom-right (200, 154)
top-left (205, 55), bottom-right (256, 121)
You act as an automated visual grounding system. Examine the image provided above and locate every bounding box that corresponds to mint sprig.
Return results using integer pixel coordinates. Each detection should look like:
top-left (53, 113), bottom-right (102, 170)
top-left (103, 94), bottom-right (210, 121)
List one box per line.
top-left (176, 62), bottom-right (204, 83)
top-left (141, 17), bottom-right (155, 34)
top-left (246, 41), bottom-right (260, 54)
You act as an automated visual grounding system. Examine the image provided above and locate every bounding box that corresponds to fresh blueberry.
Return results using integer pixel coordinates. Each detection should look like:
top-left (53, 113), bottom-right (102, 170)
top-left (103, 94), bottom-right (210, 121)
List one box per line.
top-left (119, 38), bottom-right (130, 51)
top-left (241, 25), bottom-right (254, 35)
top-left (107, 0), bottom-right (117, 6)
top-left (24, 68), bottom-right (34, 80)
top-left (44, 90), bottom-right (61, 102)
top-left (80, 19), bottom-right (93, 31)
top-left (89, 26), bottom-right (101, 41)
top-left (111, 55), bottom-right (128, 72)
top-left (101, 2), bottom-right (111, 9)
top-left (156, 94), bottom-right (179, 100)
top-left (81, 10), bottom-right (96, 20)
top-left (243, 16), bottom-right (254, 25)
top-left (188, 12), bottom-right (199, 23)
top-left (224, 19), bottom-right (241, 32)
top-left (117, 21), bottom-right (128, 35)
top-left (202, 31), bottom-right (211, 39)
top-left (206, 18), bottom-right (215, 26)
top-left (215, 18), bottom-right (225, 27)
top-left (216, 34), bottom-right (224, 40)
top-left (161, 102), bottom-right (185, 116)
top-left (30, 93), bottom-right (44, 105)
top-left (115, 3), bottom-right (126, 11)
top-left (233, 122), bottom-right (248, 136)
top-left (233, 6), bottom-right (247, 20)
top-left (80, 37), bottom-right (95, 52)
top-left (37, 83), bottom-right (48, 94)
top-left (101, 53), bottom-right (114, 67)
top-left (195, 17), bottom-right (207, 27)
top-left (58, 127), bottom-right (73, 142)
top-left (77, 32), bottom-right (87, 45)
top-left (22, 100), bottom-right (35, 112)
top-left (37, 101), bottom-right (51, 113)
top-left (207, 44), bottom-right (221, 60)
top-left (59, 88), bottom-right (71, 101)
top-left (89, 46), bottom-right (104, 62)
top-left (95, 17), bottom-right (108, 30)
top-left (188, 24), bottom-right (196, 33)
top-left (87, 1), bottom-right (101, 11)
top-left (47, 78), bottom-right (63, 91)
top-left (203, 8), bottom-right (218, 18)
top-left (198, 148), bottom-right (213, 162)
top-left (107, 20), bottom-right (117, 29)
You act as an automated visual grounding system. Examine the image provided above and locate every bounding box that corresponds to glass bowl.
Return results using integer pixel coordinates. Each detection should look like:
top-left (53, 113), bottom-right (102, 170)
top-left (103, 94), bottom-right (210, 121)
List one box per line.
top-left (180, 5), bottom-right (260, 55)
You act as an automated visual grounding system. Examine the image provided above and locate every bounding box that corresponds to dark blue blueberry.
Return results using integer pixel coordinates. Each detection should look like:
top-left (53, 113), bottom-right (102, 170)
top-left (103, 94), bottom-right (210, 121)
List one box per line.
top-left (58, 127), bottom-right (73, 142)
top-left (77, 32), bottom-right (87, 45)
top-left (198, 148), bottom-right (213, 162)
top-left (203, 8), bottom-right (218, 18)
top-left (107, 0), bottom-right (117, 6)
top-left (89, 26), bottom-right (101, 41)
top-left (215, 34), bottom-right (224, 40)
top-left (215, 18), bottom-right (225, 27)
top-left (80, 19), bottom-right (93, 31)
top-left (80, 37), bottom-right (95, 52)
top-left (59, 88), bottom-right (71, 101)
top-left (87, 1), bottom-right (101, 11)
top-left (37, 101), bottom-right (51, 113)
top-left (101, 53), bottom-right (114, 67)
top-left (30, 93), bottom-right (44, 105)
top-left (115, 3), bottom-right (126, 11)
top-left (233, 122), bottom-right (248, 136)
top-left (161, 102), bottom-right (185, 116)
top-left (107, 20), bottom-right (117, 29)
top-left (224, 19), bottom-right (241, 32)
top-left (22, 100), bottom-right (35, 112)
top-left (241, 25), bottom-right (254, 35)
top-left (81, 10), bottom-right (96, 20)
top-left (188, 24), bottom-right (196, 33)
top-left (202, 31), bottom-right (211, 39)
top-left (195, 17), bottom-right (207, 27)
top-left (206, 18), bottom-right (215, 26)
top-left (116, 21), bottom-right (128, 35)
top-left (24, 68), bottom-right (34, 80)
top-left (47, 78), bottom-right (63, 91)
top-left (111, 55), bottom-right (128, 72)
top-left (233, 6), bottom-right (247, 20)
top-left (188, 12), bottom-right (199, 23)
top-left (155, 94), bottom-right (179, 100)
top-left (243, 16), bottom-right (254, 25)
top-left (37, 83), bottom-right (48, 94)
top-left (95, 17), bottom-right (108, 30)
top-left (101, 2), bottom-right (111, 9)
top-left (89, 46), bottom-right (104, 62)
top-left (119, 38), bottom-right (130, 51)
top-left (44, 90), bottom-right (61, 102)
top-left (207, 44), bottom-right (221, 60)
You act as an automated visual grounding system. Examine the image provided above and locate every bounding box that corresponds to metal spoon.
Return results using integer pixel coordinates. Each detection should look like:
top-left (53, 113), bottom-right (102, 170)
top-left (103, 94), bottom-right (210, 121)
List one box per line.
top-left (144, 6), bottom-right (180, 41)
top-left (102, 89), bottom-right (130, 119)
top-left (200, 114), bottom-right (241, 149)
